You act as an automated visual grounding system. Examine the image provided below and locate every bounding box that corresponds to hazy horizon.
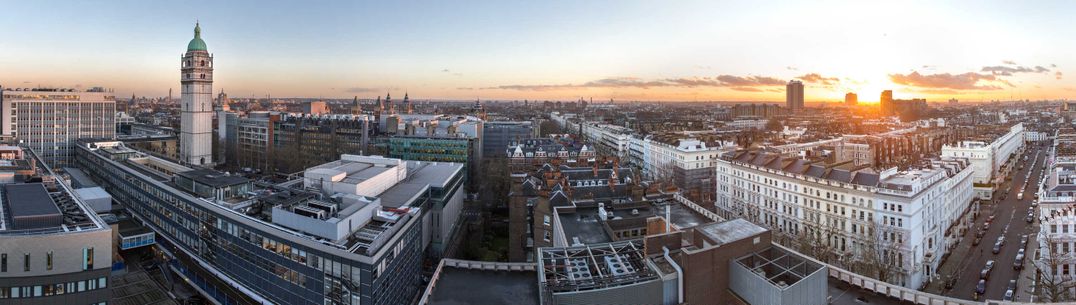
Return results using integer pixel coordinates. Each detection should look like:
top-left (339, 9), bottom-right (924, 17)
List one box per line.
top-left (3, 0), bottom-right (1075, 102)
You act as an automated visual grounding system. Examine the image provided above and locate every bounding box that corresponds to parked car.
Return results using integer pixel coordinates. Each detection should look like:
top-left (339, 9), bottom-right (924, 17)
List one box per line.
top-left (993, 237), bottom-right (1005, 254)
top-left (977, 228), bottom-right (987, 238)
top-left (1021, 235), bottom-right (1029, 248)
top-left (1014, 250), bottom-right (1025, 270)
top-left (1004, 289), bottom-right (1014, 301)
top-left (1008, 279), bottom-right (1017, 292)
top-left (981, 260), bottom-right (995, 279)
top-left (973, 236), bottom-right (982, 246)
top-left (976, 279), bottom-right (987, 294)
top-left (1027, 212), bottom-right (1036, 223)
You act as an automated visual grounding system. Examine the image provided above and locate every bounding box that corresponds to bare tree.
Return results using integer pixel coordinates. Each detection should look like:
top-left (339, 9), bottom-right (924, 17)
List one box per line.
top-left (1032, 234), bottom-right (1076, 302)
top-left (856, 221), bottom-right (902, 283)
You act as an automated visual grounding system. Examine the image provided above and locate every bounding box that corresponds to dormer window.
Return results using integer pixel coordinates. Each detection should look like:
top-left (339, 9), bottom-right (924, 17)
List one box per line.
top-left (200, 60), bottom-right (206, 67)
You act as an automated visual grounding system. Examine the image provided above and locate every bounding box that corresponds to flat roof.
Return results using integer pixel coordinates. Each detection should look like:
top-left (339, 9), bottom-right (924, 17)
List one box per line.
top-left (698, 218), bottom-right (767, 246)
top-left (74, 186), bottom-right (111, 201)
top-left (176, 169), bottom-right (251, 187)
top-left (406, 161), bottom-right (463, 188)
top-left (734, 246), bottom-right (825, 288)
top-left (4, 183), bottom-right (62, 230)
top-left (666, 202), bottom-right (709, 229)
top-left (64, 167), bottom-right (98, 187)
top-left (117, 218), bottom-right (153, 237)
top-left (5, 183), bottom-right (60, 218)
top-left (428, 267), bottom-right (539, 305)
top-left (557, 208), bottom-right (612, 244)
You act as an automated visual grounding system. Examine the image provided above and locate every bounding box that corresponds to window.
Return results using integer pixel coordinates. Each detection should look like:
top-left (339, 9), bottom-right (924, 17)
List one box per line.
top-left (23, 253), bottom-right (29, 272)
top-left (46, 251), bottom-right (53, 270)
top-left (1, 253), bottom-right (5, 272)
top-left (542, 215), bottom-right (551, 226)
top-left (84, 247), bottom-right (94, 270)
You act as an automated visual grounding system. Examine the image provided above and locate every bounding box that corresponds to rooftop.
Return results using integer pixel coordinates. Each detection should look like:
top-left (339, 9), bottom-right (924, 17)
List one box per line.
top-left (4, 183), bottom-right (62, 230)
top-left (697, 218), bottom-right (767, 246)
top-left (427, 266), bottom-right (539, 305)
top-left (176, 169), bottom-right (251, 188)
top-left (82, 142), bottom-right (433, 258)
top-left (725, 149), bottom-right (967, 195)
top-left (538, 239), bottom-right (659, 293)
top-left (735, 246), bottom-right (825, 288)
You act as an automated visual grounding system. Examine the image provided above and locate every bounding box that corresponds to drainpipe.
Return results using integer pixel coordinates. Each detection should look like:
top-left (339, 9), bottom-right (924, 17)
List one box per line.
top-left (663, 246), bottom-right (683, 304)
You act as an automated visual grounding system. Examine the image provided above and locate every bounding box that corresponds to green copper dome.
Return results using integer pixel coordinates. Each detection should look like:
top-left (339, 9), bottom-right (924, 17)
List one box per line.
top-left (187, 22), bottom-right (207, 51)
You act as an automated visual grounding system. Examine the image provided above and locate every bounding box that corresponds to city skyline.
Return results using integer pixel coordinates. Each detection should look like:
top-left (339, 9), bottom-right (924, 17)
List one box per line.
top-left (2, 1), bottom-right (1075, 102)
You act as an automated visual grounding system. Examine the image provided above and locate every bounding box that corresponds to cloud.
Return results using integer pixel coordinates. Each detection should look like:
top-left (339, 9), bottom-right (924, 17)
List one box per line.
top-left (786, 66), bottom-right (798, 71)
top-left (730, 87), bottom-right (764, 92)
top-left (714, 75), bottom-right (785, 86)
top-left (1053, 64), bottom-right (1058, 68)
top-left (442, 69), bottom-right (450, 72)
top-left (1002, 60), bottom-right (1017, 65)
top-left (889, 71), bottom-right (1006, 90)
top-left (485, 74), bottom-right (787, 91)
top-left (694, 65), bottom-right (711, 70)
top-left (796, 73), bottom-right (839, 86)
top-left (915, 89), bottom-right (961, 95)
top-left (1057, 71), bottom-right (1064, 80)
top-left (980, 65), bottom-right (1050, 76)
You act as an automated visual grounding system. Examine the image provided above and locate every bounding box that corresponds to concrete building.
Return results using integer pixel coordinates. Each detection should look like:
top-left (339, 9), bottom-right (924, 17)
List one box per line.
top-left (180, 22), bottom-right (215, 166)
top-left (729, 104), bottom-right (785, 119)
top-left (482, 121), bottom-right (535, 158)
top-left (1037, 129), bottom-right (1076, 295)
top-left (301, 155), bottom-right (466, 257)
top-left (880, 90), bottom-right (893, 114)
top-left (1, 88), bottom-right (116, 168)
top-left (421, 219), bottom-right (828, 305)
top-left (941, 122), bottom-right (1025, 198)
top-left (786, 80), bottom-right (804, 112)
top-left (879, 90), bottom-right (929, 118)
top-left (634, 137), bottom-right (735, 202)
top-left (0, 146), bottom-right (113, 304)
top-left (75, 142), bottom-right (464, 305)
top-left (580, 123), bottom-right (633, 159)
top-left (845, 92), bottom-right (858, 105)
top-left (507, 136), bottom-right (595, 171)
top-left (715, 150), bottom-right (975, 288)
top-left (272, 113), bottom-right (371, 173)
top-left (230, 111), bottom-right (280, 172)
top-left (726, 119), bottom-right (768, 130)
top-left (303, 101), bottom-right (329, 115)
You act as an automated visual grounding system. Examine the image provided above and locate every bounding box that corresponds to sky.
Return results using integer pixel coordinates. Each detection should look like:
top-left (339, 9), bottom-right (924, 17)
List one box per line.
top-left (2, 0), bottom-right (1075, 102)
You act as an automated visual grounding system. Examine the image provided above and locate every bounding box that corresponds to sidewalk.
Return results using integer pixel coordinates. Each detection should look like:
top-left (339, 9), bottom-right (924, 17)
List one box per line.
top-left (925, 200), bottom-right (996, 294)
top-left (1014, 219), bottom-right (1041, 302)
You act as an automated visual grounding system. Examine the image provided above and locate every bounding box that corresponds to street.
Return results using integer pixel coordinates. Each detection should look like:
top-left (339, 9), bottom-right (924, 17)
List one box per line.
top-left (942, 144), bottom-right (1047, 301)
